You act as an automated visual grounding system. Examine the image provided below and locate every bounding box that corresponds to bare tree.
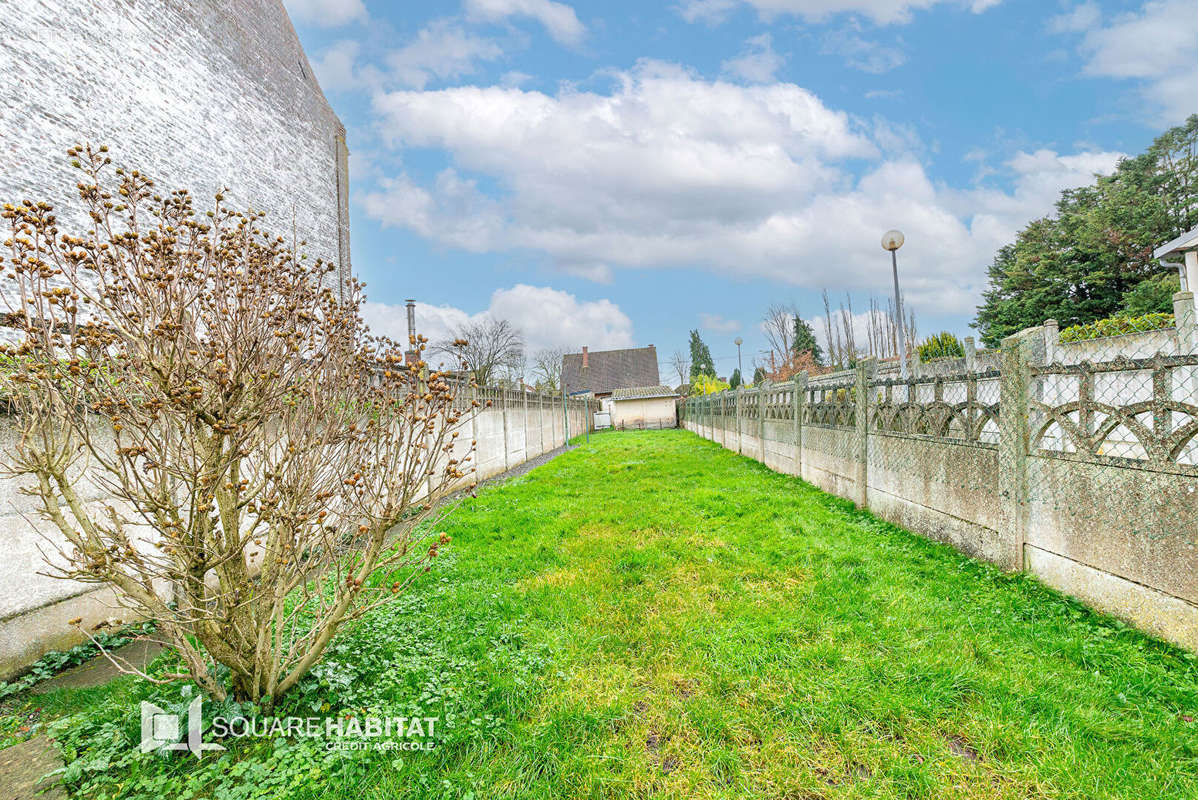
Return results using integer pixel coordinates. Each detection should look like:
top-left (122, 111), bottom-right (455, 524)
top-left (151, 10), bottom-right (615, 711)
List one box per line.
top-left (0, 146), bottom-right (475, 702)
top-left (821, 290), bottom-right (838, 368)
top-left (531, 346), bottom-right (566, 391)
top-left (669, 350), bottom-right (690, 388)
top-left (819, 290), bottom-right (919, 369)
top-left (434, 317), bottom-right (524, 387)
top-left (760, 303), bottom-right (796, 367)
top-left (501, 352), bottom-right (528, 387)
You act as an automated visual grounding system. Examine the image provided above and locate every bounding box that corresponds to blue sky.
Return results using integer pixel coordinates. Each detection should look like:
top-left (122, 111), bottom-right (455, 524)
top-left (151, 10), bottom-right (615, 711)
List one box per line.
top-left (282, 0), bottom-right (1196, 380)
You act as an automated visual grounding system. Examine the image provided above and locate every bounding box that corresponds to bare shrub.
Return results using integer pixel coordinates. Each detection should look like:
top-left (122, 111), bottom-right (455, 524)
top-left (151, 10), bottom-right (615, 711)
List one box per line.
top-left (0, 146), bottom-right (475, 701)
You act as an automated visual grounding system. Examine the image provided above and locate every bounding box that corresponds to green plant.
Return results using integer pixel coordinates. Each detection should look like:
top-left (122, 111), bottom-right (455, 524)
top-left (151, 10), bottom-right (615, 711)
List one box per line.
top-left (0, 621), bottom-right (156, 700)
top-left (1059, 311), bottom-right (1175, 342)
top-left (2, 147), bottom-right (471, 702)
top-left (1123, 272), bottom-right (1180, 315)
top-left (917, 331), bottom-right (965, 361)
top-left (689, 373), bottom-right (730, 395)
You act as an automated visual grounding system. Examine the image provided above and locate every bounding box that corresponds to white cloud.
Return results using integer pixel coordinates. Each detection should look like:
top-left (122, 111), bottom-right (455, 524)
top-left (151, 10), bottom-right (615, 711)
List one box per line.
top-left (946, 148), bottom-right (1123, 250)
top-left (365, 62), bottom-right (1120, 314)
top-left (821, 29), bottom-right (906, 73)
top-left (464, 0), bottom-right (586, 45)
top-left (677, 0), bottom-right (740, 24)
top-left (388, 20), bottom-right (505, 89)
top-left (362, 285), bottom-right (634, 363)
top-left (1060, 0), bottom-right (1198, 123)
top-left (501, 70), bottom-right (534, 87)
top-left (311, 40), bottom-right (364, 92)
top-left (1048, 2), bottom-right (1100, 33)
top-left (701, 313), bottom-right (742, 333)
top-left (678, 0), bottom-right (998, 26)
top-left (722, 34), bottom-right (785, 83)
top-left (283, 0), bottom-right (367, 27)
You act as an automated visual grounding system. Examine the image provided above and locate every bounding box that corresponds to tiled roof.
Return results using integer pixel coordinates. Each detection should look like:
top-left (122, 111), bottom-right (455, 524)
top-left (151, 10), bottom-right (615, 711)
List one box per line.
top-left (611, 385), bottom-right (677, 401)
top-left (562, 346), bottom-right (660, 395)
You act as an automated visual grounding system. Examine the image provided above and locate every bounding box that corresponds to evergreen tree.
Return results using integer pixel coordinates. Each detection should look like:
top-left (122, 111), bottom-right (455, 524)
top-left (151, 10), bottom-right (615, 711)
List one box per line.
top-left (729, 368), bottom-right (742, 389)
top-left (792, 314), bottom-right (823, 365)
top-left (752, 366), bottom-right (767, 384)
top-left (688, 329), bottom-right (716, 379)
top-left (974, 115), bottom-right (1198, 346)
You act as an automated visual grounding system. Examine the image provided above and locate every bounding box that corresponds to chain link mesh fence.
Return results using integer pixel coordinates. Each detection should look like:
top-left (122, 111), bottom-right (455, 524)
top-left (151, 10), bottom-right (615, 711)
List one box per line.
top-left (680, 307), bottom-right (1198, 636)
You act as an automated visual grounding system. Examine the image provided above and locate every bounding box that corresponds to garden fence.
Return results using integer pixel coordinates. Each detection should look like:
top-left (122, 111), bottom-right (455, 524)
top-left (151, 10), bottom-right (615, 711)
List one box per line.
top-left (681, 304), bottom-right (1198, 651)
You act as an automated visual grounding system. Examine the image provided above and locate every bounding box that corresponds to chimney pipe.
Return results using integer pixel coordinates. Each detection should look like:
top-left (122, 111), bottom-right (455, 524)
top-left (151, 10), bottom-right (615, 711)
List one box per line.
top-left (582, 346), bottom-right (589, 369)
top-left (404, 299), bottom-right (418, 365)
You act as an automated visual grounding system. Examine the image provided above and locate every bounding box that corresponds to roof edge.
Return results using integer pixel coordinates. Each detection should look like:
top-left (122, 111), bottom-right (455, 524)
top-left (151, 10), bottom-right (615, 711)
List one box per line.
top-left (1153, 226), bottom-right (1198, 259)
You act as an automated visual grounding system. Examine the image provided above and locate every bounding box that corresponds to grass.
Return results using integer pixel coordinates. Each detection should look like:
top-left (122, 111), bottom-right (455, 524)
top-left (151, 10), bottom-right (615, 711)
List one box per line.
top-left (7, 429), bottom-right (1198, 798)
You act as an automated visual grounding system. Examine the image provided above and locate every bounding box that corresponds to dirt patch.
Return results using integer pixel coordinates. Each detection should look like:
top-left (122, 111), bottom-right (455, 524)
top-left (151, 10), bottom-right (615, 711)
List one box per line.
top-left (947, 735), bottom-right (982, 762)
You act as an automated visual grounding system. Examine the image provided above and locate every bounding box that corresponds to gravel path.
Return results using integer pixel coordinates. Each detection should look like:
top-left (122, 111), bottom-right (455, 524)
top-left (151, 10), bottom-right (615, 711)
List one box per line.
top-left (476, 443), bottom-right (578, 488)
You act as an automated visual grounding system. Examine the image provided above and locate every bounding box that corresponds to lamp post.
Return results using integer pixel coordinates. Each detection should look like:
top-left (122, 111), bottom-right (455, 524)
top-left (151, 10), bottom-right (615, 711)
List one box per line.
top-left (734, 337), bottom-right (743, 381)
top-left (882, 229), bottom-right (908, 379)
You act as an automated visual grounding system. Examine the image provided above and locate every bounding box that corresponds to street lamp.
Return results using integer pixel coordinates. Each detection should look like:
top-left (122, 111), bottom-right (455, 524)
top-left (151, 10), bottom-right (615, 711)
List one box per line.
top-left (734, 337), bottom-right (743, 380)
top-left (882, 229), bottom-right (908, 379)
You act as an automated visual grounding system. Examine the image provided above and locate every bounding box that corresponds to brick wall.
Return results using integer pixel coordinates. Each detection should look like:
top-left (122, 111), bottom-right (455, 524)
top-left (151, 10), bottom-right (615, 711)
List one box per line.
top-left (0, 0), bottom-right (350, 290)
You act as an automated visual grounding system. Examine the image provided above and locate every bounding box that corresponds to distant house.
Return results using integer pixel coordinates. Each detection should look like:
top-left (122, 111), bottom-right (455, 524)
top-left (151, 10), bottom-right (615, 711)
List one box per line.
top-left (561, 345), bottom-right (661, 411)
top-left (610, 385), bottom-right (678, 430)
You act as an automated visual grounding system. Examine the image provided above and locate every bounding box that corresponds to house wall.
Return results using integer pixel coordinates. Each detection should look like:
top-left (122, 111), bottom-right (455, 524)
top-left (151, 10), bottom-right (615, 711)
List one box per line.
top-left (0, 0), bottom-right (351, 291)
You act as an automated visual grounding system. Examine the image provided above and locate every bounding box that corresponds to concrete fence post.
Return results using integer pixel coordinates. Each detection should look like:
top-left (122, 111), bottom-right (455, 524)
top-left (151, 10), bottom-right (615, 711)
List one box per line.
top-left (998, 326), bottom-right (1046, 572)
top-left (793, 372), bottom-right (806, 478)
top-left (735, 387), bottom-right (743, 455)
top-left (500, 388), bottom-right (510, 471)
top-left (964, 336), bottom-right (977, 371)
top-left (522, 386), bottom-right (529, 459)
top-left (853, 359), bottom-right (872, 508)
top-left (1043, 319), bottom-right (1060, 364)
top-left (1175, 291), bottom-right (1197, 354)
top-left (721, 394), bottom-right (727, 447)
top-left (758, 382), bottom-right (767, 461)
top-left (538, 391), bottom-right (545, 455)
top-left (470, 384), bottom-right (480, 478)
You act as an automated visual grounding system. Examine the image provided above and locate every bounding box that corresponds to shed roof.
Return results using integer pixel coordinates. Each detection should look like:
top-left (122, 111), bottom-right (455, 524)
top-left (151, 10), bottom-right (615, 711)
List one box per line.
top-left (611, 385), bottom-right (677, 401)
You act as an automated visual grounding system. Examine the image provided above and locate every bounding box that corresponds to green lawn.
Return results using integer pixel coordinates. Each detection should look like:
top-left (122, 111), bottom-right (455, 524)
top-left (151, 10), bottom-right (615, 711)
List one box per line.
top-left (9, 429), bottom-right (1198, 798)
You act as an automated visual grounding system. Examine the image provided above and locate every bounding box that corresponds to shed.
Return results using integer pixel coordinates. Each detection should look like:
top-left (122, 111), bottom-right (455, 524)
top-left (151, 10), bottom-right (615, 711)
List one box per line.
top-left (610, 385), bottom-right (678, 430)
